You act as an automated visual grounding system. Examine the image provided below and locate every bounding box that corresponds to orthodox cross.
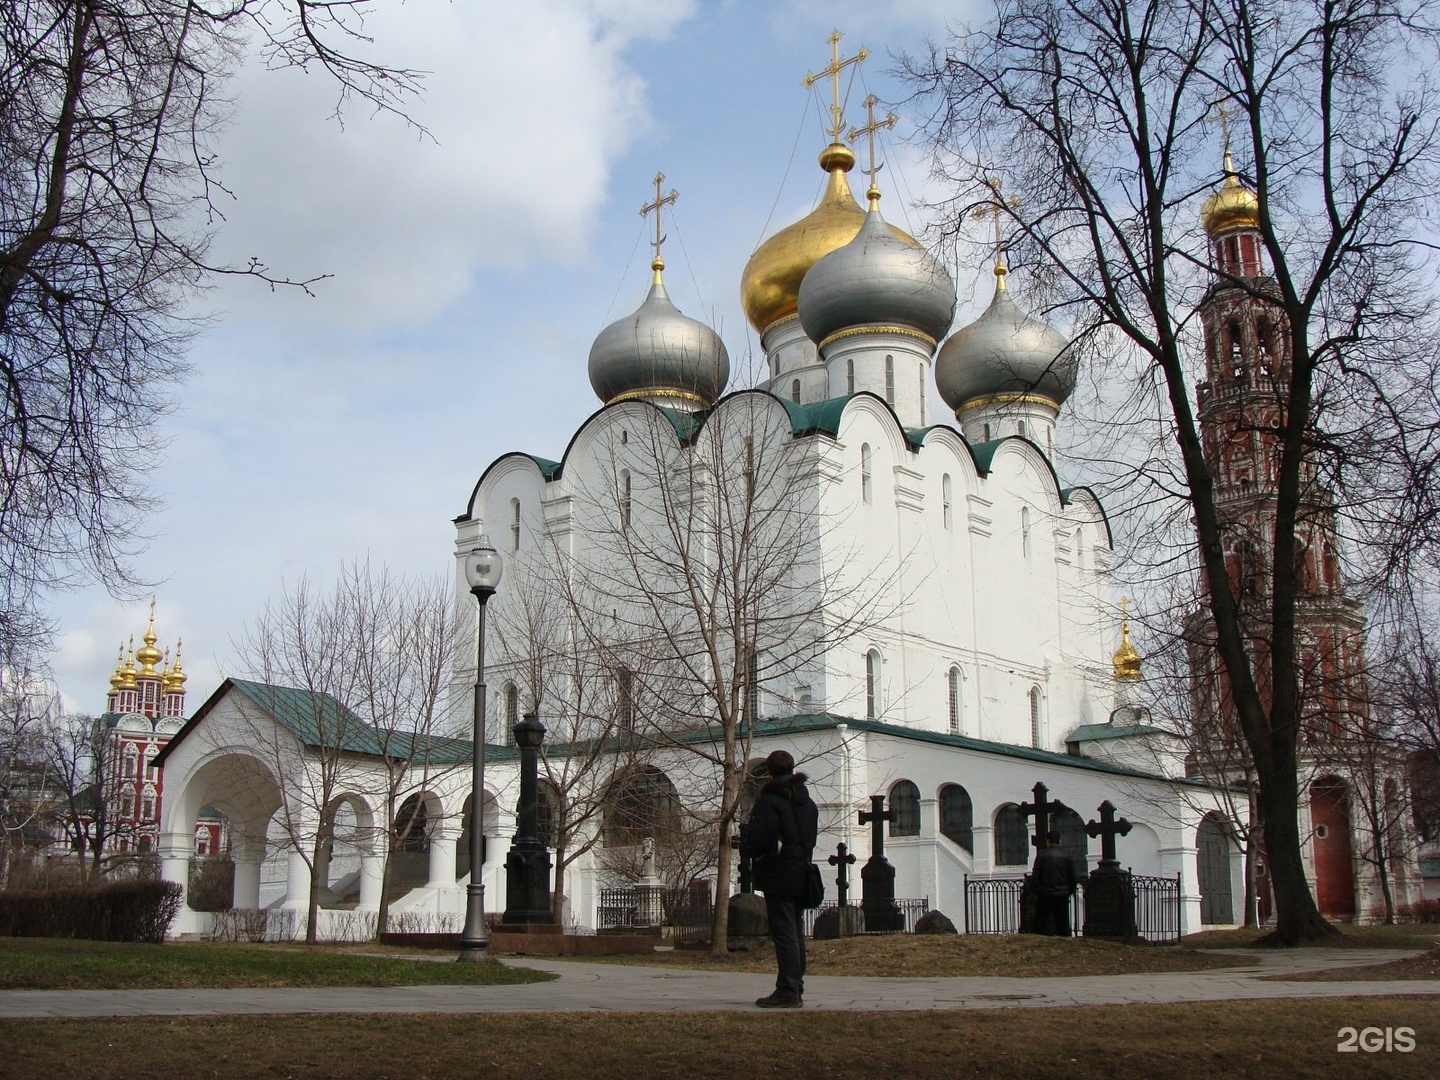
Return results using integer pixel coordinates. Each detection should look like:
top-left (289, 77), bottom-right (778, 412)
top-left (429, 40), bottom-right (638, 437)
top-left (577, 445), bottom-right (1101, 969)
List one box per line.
top-left (1085, 800), bottom-right (1133, 868)
top-left (847, 93), bottom-right (897, 199)
top-left (730, 823), bottom-right (754, 893)
top-left (828, 841), bottom-right (857, 906)
top-left (858, 794), bottom-right (892, 861)
top-left (804, 29), bottom-right (869, 142)
top-left (972, 176), bottom-right (1019, 276)
top-left (640, 172), bottom-right (678, 273)
top-left (1213, 94), bottom-right (1236, 155)
top-left (1018, 781), bottom-right (1068, 851)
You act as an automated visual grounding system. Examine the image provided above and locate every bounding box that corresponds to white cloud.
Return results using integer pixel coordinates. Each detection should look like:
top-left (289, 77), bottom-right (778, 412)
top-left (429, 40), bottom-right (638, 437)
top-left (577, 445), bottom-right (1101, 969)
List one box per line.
top-left (206, 0), bottom-right (697, 329)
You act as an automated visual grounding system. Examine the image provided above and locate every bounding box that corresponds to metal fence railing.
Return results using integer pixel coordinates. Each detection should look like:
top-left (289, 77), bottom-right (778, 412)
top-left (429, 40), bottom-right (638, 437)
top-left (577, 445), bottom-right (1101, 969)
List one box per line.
top-left (596, 884), bottom-right (714, 944)
top-left (963, 872), bottom-right (1181, 944)
top-left (802, 898), bottom-right (930, 937)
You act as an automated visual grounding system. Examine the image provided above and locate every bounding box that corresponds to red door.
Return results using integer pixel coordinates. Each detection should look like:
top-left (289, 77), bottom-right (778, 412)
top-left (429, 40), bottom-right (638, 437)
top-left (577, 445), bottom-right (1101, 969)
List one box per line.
top-left (1310, 779), bottom-right (1356, 919)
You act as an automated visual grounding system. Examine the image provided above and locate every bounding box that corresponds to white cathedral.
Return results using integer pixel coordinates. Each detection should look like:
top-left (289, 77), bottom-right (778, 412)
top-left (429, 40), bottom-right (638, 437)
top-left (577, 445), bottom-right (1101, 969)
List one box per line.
top-left (151, 64), bottom-right (1277, 941)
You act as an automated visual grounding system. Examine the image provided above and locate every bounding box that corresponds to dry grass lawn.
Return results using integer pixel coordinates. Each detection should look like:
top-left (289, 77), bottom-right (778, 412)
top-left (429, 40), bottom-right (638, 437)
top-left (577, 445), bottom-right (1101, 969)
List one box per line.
top-left (1182, 923), bottom-right (1440, 950)
top-left (1268, 947), bottom-right (1440, 982)
top-left (1, 998), bottom-right (1435, 1080)
top-left (563, 932), bottom-right (1242, 977)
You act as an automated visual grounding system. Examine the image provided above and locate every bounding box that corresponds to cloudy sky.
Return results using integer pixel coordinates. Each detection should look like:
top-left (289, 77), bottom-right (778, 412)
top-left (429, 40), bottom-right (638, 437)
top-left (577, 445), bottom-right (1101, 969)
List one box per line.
top-left (46, 0), bottom-right (998, 712)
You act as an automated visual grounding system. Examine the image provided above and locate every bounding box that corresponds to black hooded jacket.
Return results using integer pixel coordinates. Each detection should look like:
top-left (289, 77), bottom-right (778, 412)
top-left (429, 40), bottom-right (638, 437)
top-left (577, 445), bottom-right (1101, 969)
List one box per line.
top-left (740, 772), bottom-right (819, 898)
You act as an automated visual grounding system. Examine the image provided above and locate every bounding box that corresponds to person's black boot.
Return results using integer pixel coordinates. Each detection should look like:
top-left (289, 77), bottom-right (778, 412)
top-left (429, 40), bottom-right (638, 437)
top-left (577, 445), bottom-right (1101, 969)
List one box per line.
top-left (754, 991), bottom-right (802, 1009)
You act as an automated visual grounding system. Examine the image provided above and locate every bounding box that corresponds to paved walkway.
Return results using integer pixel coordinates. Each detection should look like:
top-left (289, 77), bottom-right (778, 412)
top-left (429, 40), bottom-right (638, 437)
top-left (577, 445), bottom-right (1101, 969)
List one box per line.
top-left (1, 948), bottom-right (1436, 1019)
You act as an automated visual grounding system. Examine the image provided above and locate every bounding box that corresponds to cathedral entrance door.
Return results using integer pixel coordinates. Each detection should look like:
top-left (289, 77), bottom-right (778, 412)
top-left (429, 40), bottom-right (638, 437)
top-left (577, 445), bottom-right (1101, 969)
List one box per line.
top-left (1196, 816), bottom-right (1234, 924)
top-left (1310, 779), bottom-right (1357, 919)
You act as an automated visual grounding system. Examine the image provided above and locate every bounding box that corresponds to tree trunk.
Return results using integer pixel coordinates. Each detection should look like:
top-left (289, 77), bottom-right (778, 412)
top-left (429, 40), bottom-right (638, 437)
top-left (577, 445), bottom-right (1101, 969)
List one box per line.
top-left (709, 819), bottom-right (733, 956)
top-left (1243, 829), bottom-right (1259, 930)
top-left (551, 841), bottom-right (569, 922)
top-left (306, 838), bottom-right (324, 945)
top-left (375, 833), bottom-right (394, 940)
top-left (1256, 769), bottom-right (1338, 944)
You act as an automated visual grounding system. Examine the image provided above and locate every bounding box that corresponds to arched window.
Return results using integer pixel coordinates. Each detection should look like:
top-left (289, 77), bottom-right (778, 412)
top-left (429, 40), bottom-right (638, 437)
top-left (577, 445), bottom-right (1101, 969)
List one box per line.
top-left (604, 766), bottom-right (680, 846)
top-left (1029, 686), bottom-right (1044, 748)
top-left (1227, 321), bottom-right (1244, 376)
top-left (745, 649), bottom-right (760, 722)
top-left (865, 649), bottom-right (881, 719)
top-left (1075, 529), bottom-right (1085, 571)
top-left (947, 666), bottom-right (962, 733)
top-left (939, 784), bottom-right (973, 852)
top-left (119, 786), bottom-right (136, 819)
top-left (510, 497), bottom-right (521, 551)
top-left (918, 366), bottom-right (926, 424)
top-left (942, 474), bottom-right (953, 530)
top-left (1021, 506), bottom-right (1032, 558)
top-left (620, 469), bottom-right (631, 531)
top-left (983, 422), bottom-right (991, 441)
top-left (846, 357), bottom-right (855, 395)
top-left (122, 743), bottom-right (139, 779)
top-left (860, 444), bottom-right (872, 504)
top-left (884, 355), bottom-right (895, 405)
top-left (1017, 419), bottom-right (1026, 437)
top-left (889, 780), bottom-right (920, 837)
top-left (743, 437), bottom-right (756, 500)
top-left (1053, 806), bottom-right (1088, 878)
top-left (994, 804), bottom-right (1028, 865)
top-left (791, 379), bottom-right (801, 404)
top-left (140, 787), bottom-right (156, 821)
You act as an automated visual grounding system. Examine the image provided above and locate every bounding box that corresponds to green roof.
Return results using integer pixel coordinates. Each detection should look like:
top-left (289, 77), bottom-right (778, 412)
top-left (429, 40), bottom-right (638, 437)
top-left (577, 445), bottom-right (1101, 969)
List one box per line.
top-left (523, 455), bottom-right (562, 481)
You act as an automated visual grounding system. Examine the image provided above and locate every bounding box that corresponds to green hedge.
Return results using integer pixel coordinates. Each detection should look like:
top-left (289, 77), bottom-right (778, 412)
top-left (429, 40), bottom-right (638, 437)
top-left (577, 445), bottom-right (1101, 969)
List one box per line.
top-left (0, 880), bottom-right (184, 943)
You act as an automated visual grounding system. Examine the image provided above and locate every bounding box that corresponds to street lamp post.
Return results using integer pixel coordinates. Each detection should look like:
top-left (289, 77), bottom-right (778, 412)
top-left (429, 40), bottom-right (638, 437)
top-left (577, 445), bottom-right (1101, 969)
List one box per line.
top-left (459, 536), bottom-right (503, 961)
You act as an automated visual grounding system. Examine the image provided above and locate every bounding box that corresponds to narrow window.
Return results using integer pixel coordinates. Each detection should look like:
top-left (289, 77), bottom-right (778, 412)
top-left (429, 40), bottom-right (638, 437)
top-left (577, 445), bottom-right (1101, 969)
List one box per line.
top-left (743, 438), bottom-right (755, 501)
top-left (860, 443), bottom-right (872, 504)
top-left (846, 358), bottom-right (855, 395)
top-left (940, 785), bottom-right (974, 852)
top-left (617, 669), bottom-right (635, 733)
top-left (1075, 529), bottom-right (1085, 571)
top-left (123, 744), bottom-right (139, 779)
top-left (1017, 420), bottom-right (1026, 437)
top-left (884, 355), bottom-right (895, 405)
top-left (942, 474), bottom-right (953, 530)
top-left (746, 649), bottom-right (760, 722)
top-left (1029, 686), bottom-right (1043, 748)
top-left (141, 788), bottom-right (156, 821)
top-left (865, 649), bottom-right (881, 719)
top-left (791, 379), bottom-right (801, 404)
top-left (620, 469), bottom-right (632, 531)
top-left (919, 366), bottom-right (926, 424)
top-left (510, 498), bottom-right (521, 551)
top-left (504, 683), bottom-right (518, 745)
top-left (620, 428), bottom-right (628, 445)
top-left (983, 423), bottom-right (992, 441)
top-left (947, 666), bottom-right (961, 734)
top-left (995, 805), bottom-right (1028, 865)
top-left (1021, 506), bottom-right (1031, 558)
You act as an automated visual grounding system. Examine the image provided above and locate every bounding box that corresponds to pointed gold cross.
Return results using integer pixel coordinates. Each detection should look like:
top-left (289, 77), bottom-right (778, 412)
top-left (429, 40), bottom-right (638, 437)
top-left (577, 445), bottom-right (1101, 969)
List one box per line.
top-left (973, 176), bottom-right (1019, 272)
top-left (804, 29), bottom-right (869, 142)
top-left (847, 93), bottom-right (897, 198)
top-left (640, 172), bottom-right (678, 273)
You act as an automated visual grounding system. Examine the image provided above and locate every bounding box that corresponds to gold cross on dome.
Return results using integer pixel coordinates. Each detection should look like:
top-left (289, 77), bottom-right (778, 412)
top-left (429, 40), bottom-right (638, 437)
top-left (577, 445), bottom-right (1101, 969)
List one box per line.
top-left (973, 177), bottom-right (1020, 271)
top-left (804, 29), bottom-right (869, 142)
top-left (1119, 596), bottom-right (1131, 623)
top-left (847, 94), bottom-right (897, 197)
top-left (1212, 95), bottom-right (1236, 155)
top-left (640, 172), bottom-right (678, 272)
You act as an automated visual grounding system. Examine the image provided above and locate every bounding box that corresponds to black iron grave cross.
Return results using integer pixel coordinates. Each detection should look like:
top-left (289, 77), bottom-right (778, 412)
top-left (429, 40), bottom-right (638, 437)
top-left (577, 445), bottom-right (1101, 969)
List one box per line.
top-left (858, 794), bottom-right (892, 862)
top-left (1085, 800), bottom-right (1132, 868)
top-left (829, 841), bottom-right (857, 906)
top-left (1018, 781), bottom-right (1068, 851)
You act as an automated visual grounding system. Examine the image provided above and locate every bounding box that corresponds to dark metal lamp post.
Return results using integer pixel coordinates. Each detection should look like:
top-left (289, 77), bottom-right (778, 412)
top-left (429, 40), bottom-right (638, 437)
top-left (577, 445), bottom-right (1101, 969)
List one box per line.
top-left (458, 536), bottom-right (503, 961)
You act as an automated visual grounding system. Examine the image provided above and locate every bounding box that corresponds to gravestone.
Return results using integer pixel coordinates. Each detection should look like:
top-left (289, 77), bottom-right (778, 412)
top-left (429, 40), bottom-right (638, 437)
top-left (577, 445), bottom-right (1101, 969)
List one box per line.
top-left (914, 910), bottom-right (957, 934)
top-left (1017, 781), bottom-right (1070, 934)
top-left (1082, 800), bottom-right (1137, 940)
top-left (727, 823), bottom-right (768, 941)
top-left (859, 795), bottom-right (903, 932)
top-left (814, 841), bottom-right (863, 939)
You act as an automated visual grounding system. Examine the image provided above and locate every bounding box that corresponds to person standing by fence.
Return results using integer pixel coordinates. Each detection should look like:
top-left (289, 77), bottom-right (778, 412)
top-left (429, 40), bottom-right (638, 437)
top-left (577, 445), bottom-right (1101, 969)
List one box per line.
top-left (741, 749), bottom-right (819, 1008)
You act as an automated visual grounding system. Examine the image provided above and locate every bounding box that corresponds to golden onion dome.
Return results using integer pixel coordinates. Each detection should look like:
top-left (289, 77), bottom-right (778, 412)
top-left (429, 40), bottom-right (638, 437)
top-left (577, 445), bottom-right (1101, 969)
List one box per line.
top-left (1113, 619), bottom-right (1143, 681)
top-left (741, 144), bottom-right (922, 335)
top-left (119, 642), bottom-right (138, 689)
top-left (163, 640), bottom-right (187, 692)
top-left (135, 620), bottom-right (163, 674)
top-left (108, 645), bottom-right (127, 693)
top-left (1201, 150), bottom-right (1260, 237)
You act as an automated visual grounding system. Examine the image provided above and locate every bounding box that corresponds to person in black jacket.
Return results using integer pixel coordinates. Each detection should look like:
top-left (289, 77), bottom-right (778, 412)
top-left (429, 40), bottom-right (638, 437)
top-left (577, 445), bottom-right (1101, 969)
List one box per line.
top-left (741, 749), bottom-right (819, 1008)
top-left (1030, 830), bottom-right (1078, 936)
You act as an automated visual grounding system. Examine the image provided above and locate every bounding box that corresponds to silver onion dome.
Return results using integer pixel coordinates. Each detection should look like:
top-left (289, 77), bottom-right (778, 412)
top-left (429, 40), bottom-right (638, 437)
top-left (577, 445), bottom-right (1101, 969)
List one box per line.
top-left (934, 271), bottom-right (1075, 411)
top-left (588, 272), bottom-right (730, 407)
top-left (796, 205), bottom-right (956, 349)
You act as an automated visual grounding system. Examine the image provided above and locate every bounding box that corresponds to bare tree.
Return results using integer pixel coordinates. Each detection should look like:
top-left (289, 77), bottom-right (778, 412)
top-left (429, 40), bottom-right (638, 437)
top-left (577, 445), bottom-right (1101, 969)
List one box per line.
top-left (552, 393), bottom-right (895, 953)
top-left (904, 0), bottom-right (1440, 943)
top-left (0, 665), bottom-right (59, 885)
top-left (0, 2), bottom-right (421, 659)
